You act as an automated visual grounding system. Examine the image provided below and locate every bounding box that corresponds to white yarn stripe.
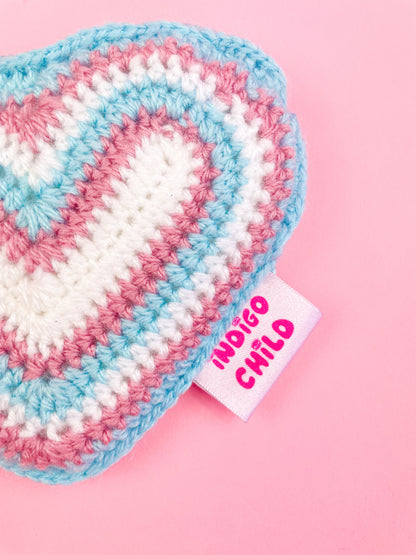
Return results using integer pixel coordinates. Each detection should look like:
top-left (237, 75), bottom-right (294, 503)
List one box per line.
top-left (111, 95), bottom-right (275, 416)
top-left (0, 126), bottom-right (63, 189)
top-left (0, 131), bottom-right (200, 356)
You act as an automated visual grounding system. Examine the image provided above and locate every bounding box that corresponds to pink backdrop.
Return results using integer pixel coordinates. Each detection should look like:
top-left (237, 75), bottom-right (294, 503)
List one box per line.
top-left (0, 1), bottom-right (415, 553)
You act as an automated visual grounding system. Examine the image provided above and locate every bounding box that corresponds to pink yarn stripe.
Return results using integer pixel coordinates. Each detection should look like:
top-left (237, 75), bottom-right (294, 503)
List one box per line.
top-left (0, 89), bottom-right (66, 152)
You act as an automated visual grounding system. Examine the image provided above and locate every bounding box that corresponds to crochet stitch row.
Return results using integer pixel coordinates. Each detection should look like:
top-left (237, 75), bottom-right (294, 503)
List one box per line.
top-left (0, 22), bottom-right (306, 484)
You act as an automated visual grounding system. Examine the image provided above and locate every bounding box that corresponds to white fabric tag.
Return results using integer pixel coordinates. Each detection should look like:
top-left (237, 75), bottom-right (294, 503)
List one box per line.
top-left (193, 274), bottom-right (321, 421)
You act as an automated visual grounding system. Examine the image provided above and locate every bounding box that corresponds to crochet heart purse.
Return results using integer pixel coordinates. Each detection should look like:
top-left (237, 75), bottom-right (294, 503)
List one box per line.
top-left (0, 22), bottom-right (306, 483)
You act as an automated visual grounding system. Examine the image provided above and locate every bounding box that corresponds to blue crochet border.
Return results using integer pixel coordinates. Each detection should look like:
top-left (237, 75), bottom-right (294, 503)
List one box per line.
top-left (0, 22), bottom-right (307, 484)
top-left (0, 22), bottom-right (287, 105)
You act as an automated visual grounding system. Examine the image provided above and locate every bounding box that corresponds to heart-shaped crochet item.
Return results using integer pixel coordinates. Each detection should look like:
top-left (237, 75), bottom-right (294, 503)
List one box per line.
top-left (0, 22), bottom-right (306, 484)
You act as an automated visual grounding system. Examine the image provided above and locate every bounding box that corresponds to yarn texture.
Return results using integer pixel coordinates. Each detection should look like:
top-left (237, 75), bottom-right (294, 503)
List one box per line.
top-left (0, 22), bottom-right (306, 484)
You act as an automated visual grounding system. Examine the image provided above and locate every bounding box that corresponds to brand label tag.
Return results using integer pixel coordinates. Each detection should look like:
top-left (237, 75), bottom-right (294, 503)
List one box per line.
top-left (193, 274), bottom-right (321, 421)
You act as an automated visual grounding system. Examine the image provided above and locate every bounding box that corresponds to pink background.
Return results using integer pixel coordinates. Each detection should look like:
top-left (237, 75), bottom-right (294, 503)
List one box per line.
top-left (0, 1), bottom-right (415, 553)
